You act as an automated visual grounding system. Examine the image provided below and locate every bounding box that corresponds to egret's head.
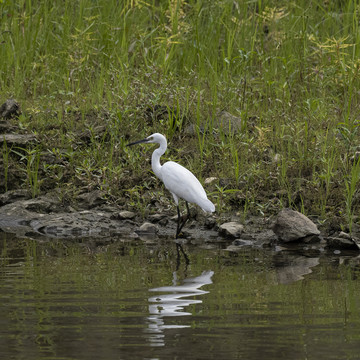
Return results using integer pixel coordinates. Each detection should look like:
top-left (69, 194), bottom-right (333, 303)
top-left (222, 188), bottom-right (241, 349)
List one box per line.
top-left (126, 133), bottom-right (166, 147)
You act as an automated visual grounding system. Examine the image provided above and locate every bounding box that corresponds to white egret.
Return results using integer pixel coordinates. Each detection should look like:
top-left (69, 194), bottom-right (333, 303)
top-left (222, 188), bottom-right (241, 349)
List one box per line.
top-left (127, 133), bottom-right (215, 238)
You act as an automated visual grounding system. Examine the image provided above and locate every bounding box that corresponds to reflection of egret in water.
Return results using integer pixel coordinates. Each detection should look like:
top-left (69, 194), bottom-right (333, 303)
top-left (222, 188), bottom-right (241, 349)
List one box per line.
top-left (146, 270), bottom-right (214, 347)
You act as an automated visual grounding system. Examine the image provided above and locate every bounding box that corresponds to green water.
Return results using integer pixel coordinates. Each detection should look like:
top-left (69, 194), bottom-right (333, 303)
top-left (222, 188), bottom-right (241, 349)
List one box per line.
top-left (1, 232), bottom-right (360, 360)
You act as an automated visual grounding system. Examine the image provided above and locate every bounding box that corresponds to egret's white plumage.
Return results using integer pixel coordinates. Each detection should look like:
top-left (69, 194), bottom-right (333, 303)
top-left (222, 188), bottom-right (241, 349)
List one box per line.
top-left (162, 161), bottom-right (215, 212)
top-left (127, 133), bottom-right (215, 237)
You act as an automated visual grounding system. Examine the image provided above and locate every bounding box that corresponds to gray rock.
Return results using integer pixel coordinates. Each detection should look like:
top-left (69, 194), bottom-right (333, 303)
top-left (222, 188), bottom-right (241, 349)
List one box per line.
top-left (204, 177), bottom-right (217, 185)
top-left (0, 120), bottom-right (16, 133)
top-left (326, 236), bottom-right (360, 250)
top-left (118, 210), bottom-right (136, 220)
top-left (137, 222), bottom-right (159, 234)
top-left (0, 197), bottom-right (134, 239)
top-left (148, 213), bottom-right (166, 221)
top-left (272, 208), bottom-right (320, 242)
top-left (215, 110), bottom-right (242, 134)
top-left (339, 231), bottom-right (351, 240)
top-left (183, 123), bottom-right (204, 136)
top-left (219, 221), bottom-right (244, 238)
top-left (0, 99), bottom-right (20, 119)
top-left (0, 133), bottom-right (37, 145)
top-left (0, 189), bottom-right (31, 206)
top-left (0, 196), bottom-right (63, 215)
top-left (148, 213), bottom-right (168, 226)
top-left (77, 190), bottom-right (106, 208)
top-left (226, 239), bottom-right (253, 250)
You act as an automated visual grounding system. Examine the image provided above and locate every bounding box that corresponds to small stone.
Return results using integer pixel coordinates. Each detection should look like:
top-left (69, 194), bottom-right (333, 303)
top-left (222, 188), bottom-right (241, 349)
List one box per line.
top-left (232, 239), bottom-right (253, 246)
top-left (219, 221), bottom-right (244, 238)
top-left (273, 153), bottom-right (281, 163)
top-left (0, 120), bottom-right (16, 132)
top-left (352, 236), bottom-right (360, 249)
top-left (339, 231), bottom-right (351, 240)
top-left (215, 110), bottom-right (242, 134)
top-left (204, 177), bottom-right (217, 185)
top-left (77, 190), bottom-right (106, 208)
top-left (0, 99), bottom-right (20, 119)
top-left (205, 216), bottom-right (216, 229)
top-left (326, 236), bottom-right (359, 250)
top-left (138, 222), bottom-right (158, 234)
top-left (148, 213), bottom-right (169, 226)
top-left (118, 211), bottom-right (136, 220)
top-left (0, 134), bottom-right (37, 146)
top-left (148, 213), bottom-right (166, 221)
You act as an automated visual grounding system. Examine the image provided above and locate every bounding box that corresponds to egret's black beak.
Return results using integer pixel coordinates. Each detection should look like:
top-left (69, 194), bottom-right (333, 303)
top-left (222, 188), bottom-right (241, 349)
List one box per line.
top-left (126, 138), bottom-right (150, 147)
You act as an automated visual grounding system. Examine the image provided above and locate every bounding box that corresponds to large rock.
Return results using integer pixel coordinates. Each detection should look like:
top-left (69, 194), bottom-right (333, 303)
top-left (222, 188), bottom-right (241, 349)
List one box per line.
top-left (272, 208), bottom-right (320, 242)
top-left (0, 196), bottom-right (133, 239)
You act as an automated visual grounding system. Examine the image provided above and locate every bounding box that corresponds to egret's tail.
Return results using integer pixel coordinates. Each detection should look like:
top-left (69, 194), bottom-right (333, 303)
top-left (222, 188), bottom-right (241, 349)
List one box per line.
top-left (198, 198), bottom-right (215, 213)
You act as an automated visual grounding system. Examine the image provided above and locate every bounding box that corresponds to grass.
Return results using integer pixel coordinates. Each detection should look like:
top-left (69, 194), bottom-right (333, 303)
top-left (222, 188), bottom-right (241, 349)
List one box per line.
top-left (1, 0), bottom-right (360, 230)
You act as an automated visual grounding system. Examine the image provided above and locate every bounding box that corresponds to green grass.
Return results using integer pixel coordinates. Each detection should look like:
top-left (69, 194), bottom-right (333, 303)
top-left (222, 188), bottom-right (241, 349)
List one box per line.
top-left (1, 0), bottom-right (360, 230)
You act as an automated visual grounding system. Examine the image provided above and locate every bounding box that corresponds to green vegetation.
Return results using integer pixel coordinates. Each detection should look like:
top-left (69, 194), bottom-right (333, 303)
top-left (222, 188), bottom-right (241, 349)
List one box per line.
top-left (1, 1), bottom-right (360, 228)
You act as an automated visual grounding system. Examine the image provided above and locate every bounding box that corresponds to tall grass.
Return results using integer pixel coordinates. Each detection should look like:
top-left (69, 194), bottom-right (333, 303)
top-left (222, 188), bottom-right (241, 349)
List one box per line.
top-left (1, 0), bottom-right (360, 226)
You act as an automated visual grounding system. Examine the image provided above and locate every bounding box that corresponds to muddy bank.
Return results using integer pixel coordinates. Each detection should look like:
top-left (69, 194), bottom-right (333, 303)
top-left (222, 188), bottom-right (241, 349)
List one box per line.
top-left (1, 190), bottom-right (360, 257)
top-left (0, 191), bottom-right (244, 243)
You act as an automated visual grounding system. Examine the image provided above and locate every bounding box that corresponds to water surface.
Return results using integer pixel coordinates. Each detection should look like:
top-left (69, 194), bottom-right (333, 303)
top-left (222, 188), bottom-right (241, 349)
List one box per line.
top-left (1, 233), bottom-right (360, 359)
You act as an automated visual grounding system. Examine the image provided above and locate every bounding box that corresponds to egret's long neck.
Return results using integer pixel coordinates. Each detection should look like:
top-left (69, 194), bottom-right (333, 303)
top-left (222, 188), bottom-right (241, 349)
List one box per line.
top-left (151, 139), bottom-right (167, 180)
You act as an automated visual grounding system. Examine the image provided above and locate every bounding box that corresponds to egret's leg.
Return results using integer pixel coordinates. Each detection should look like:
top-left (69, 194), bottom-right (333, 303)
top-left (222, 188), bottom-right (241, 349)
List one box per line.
top-left (176, 201), bottom-right (190, 238)
top-left (176, 205), bottom-right (182, 238)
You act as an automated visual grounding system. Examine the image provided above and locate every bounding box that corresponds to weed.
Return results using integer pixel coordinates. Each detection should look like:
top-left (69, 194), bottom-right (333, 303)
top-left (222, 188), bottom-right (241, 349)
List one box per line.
top-left (12, 147), bottom-right (41, 198)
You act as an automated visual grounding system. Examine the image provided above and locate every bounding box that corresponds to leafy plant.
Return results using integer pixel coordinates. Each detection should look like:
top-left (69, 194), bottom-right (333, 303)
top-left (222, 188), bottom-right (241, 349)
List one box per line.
top-left (12, 147), bottom-right (41, 198)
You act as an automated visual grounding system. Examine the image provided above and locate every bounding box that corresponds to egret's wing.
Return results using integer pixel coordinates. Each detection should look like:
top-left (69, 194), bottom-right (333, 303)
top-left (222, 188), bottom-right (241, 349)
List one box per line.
top-left (161, 161), bottom-right (215, 212)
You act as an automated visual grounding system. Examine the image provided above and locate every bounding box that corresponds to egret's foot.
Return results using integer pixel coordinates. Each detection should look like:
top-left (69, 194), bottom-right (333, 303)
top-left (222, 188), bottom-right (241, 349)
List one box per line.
top-left (176, 217), bottom-right (189, 239)
top-left (175, 231), bottom-right (187, 239)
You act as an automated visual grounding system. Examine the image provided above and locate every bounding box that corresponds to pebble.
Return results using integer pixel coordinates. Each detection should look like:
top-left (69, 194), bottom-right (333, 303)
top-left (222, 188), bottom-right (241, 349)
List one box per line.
top-left (118, 211), bottom-right (136, 220)
top-left (138, 222), bottom-right (158, 234)
top-left (219, 221), bottom-right (244, 238)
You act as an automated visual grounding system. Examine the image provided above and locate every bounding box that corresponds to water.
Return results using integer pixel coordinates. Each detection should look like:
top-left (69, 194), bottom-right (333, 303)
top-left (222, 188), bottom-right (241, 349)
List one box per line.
top-left (1, 232), bottom-right (360, 360)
